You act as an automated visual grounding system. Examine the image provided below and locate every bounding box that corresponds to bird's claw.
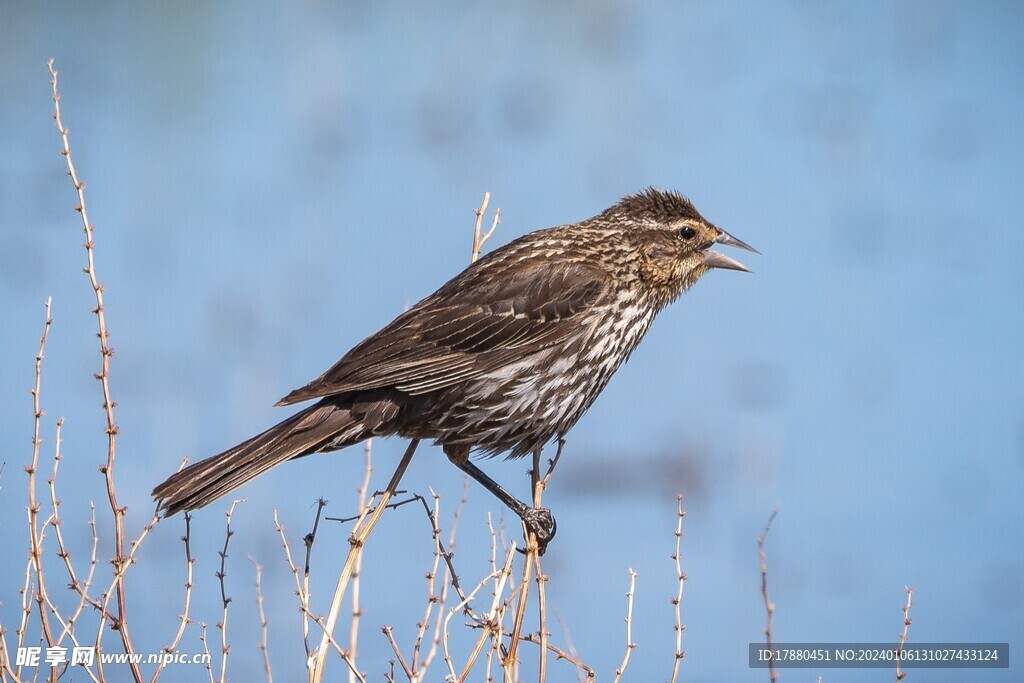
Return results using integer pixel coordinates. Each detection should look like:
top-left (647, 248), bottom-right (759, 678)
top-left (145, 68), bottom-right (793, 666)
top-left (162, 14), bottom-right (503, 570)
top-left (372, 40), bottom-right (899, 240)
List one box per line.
top-left (519, 507), bottom-right (557, 556)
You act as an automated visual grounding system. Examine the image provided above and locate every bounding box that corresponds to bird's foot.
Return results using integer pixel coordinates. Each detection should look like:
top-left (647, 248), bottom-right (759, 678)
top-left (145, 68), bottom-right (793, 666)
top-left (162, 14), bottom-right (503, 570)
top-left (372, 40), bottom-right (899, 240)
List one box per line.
top-left (520, 507), bottom-right (557, 556)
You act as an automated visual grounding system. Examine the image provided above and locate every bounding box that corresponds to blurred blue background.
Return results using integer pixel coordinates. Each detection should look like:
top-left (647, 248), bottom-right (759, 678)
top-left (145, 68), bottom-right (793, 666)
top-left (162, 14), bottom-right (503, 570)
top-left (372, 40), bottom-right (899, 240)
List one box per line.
top-left (2, 2), bottom-right (1022, 681)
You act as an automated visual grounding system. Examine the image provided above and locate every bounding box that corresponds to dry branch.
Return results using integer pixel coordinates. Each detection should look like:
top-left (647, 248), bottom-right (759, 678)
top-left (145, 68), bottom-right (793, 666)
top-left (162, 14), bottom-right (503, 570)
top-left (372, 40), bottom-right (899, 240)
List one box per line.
top-left (151, 512), bottom-right (195, 683)
top-left (250, 557), bottom-right (273, 683)
top-left (611, 569), bottom-right (638, 683)
top-left (758, 509), bottom-right (779, 683)
top-left (275, 508), bottom-right (366, 682)
top-left (471, 193), bottom-right (501, 264)
top-left (215, 500), bottom-right (244, 683)
top-left (348, 441), bottom-right (374, 682)
top-left (50, 424), bottom-right (101, 649)
top-left (26, 297), bottom-right (57, 665)
top-left (896, 586), bottom-right (914, 681)
top-left (273, 511), bottom-right (313, 657)
top-left (417, 478), bottom-right (469, 676)
top-left (669, 494), bottom-right (687, 683)
top-left (310, 438), bottom-right (419, 682)
top-left (515, 632), bottom-right (595, 682)
top-left (199, 623), bottom-right (214, 683)
top-left (48, 59), bottom-right (143, 682)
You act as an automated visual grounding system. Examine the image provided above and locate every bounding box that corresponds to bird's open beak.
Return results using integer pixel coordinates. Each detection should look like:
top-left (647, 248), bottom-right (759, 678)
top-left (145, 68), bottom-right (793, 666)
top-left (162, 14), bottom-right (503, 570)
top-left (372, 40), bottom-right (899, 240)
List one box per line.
top-left (704, 229), bottom-right (758, 273)
top-left (716, 230), bottom-right (759, 254)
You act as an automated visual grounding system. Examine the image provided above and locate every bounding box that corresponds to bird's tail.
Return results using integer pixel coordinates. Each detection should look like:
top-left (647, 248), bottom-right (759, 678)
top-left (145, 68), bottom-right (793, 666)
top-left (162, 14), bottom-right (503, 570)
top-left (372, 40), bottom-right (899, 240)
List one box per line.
top-left (152, 400), bottom-right (364, 516)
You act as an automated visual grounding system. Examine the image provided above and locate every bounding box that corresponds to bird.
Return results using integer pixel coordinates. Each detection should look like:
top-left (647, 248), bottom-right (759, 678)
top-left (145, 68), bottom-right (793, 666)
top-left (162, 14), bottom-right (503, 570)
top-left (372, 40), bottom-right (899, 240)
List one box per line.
top-left (152, 188), bottom-right (756, 548)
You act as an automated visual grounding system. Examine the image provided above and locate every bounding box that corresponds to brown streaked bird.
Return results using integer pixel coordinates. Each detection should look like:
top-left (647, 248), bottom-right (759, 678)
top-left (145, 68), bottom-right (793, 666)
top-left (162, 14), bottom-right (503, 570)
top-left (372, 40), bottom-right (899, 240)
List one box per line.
top-left (153, 188), bottom-right (756, 547)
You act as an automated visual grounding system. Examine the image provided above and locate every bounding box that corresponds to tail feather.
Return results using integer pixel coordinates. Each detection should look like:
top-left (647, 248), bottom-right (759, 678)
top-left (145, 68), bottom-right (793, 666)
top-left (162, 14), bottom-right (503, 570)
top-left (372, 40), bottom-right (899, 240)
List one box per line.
top-left (153, 401), bottom-right (363, 516)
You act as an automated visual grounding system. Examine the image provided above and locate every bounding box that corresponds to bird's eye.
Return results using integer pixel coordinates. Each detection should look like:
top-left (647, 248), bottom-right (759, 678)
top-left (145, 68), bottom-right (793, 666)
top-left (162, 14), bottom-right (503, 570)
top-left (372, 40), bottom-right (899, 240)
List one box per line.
top-left (678, 226), bottom-right (697, 240)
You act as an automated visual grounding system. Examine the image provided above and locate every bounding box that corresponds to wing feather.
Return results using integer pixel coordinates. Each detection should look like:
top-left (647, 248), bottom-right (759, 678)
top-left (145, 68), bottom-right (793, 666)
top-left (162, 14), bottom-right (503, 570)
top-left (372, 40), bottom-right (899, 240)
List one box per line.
top-left (277, 260), bottom-right (610, 405)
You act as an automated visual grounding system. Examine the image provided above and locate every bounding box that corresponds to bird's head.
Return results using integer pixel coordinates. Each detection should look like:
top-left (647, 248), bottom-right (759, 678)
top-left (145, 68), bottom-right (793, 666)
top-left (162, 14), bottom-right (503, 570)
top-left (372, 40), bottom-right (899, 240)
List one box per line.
top-left (602, 187), bottom-right (758, 304)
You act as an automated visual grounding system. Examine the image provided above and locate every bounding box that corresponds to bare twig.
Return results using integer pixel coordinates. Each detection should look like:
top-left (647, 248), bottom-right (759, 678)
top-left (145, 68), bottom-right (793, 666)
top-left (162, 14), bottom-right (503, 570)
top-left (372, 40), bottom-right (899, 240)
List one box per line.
top-left (273, 511), bottom-right (313, 658)
top-left (669, 494), bottom-right (687, 683)
top-left (94, 511), bottom-right (158, 681)
top-left (533, 552), bottom-right (549, 683)
top-left (611, 569), bottom-right (638, 683)
top-left (487, 513), bottom-right (500, 599)
top-left (515, 632), bottom-right (595, 682)
top-left (381, 626), bottom-right (413, 681)
top-left (410, 491), bottom-right (443, 676)
top-left (250, 557), bottom-right (273, 683)
top-left (0, 556), bottom-right (13, 680)
top-left (533, 438), bottom-right (564, 682)
top-left (276, 508), bottom-right (368, 683)
top-left (26, 297), bottom-right (57, 667)
top-left (0, 552), bottom-right (24, 682)
top-left (309, 616), bottom-right (366, 682)
top-left (326, 494), bottom-right (424, 525)
top-left (310, 439), bottom-right (420, 683)
top-left (49, 422), bottom-right (102, 648)
top-left (555, 611), bottom-right (592, 683)
top-left (539, 438), bottom-right (566, 491)
top-left (471, 193), bottom-right (501, 263)
top-left (32, 512), bottom-right (100, 683)
top-left (758, 509), bottom-right (779, 683)
top-left (451, 542), bottom-right (517, 683)
top-left (503, 532), bottom-right (534, 679)
top-left (302, 498), bottom-right (328, 648)
top-left (216, 499), bottom-right (245, 683)
top-left (151, 511), bottom-right (195, 683)
top-left (48, 59), bottom-right (142, 682)
top-left (199, 623), bottom-right (214, 683)
top-left (25, 401), bottom-right (109, 683)
top-left (502, 438), bottom-right (564, 680)
top-left (331, 486), bottom-right (472, 682)
top-left (0, 628), bottom-right (20, 683)
top-left (417, 477), bottom-right (470, 676)
top-left (896, 586), bottom-right (914, 681)
top-left (348, 440), bottom-right (374, 683)
top-left (15, 558), bottom-right (33, 679)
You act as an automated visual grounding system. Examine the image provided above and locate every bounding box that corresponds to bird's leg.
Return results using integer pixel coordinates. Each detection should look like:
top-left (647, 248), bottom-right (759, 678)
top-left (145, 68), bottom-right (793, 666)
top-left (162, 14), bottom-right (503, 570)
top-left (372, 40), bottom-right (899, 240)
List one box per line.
top-left (444, 446), bottom-right (557, 553)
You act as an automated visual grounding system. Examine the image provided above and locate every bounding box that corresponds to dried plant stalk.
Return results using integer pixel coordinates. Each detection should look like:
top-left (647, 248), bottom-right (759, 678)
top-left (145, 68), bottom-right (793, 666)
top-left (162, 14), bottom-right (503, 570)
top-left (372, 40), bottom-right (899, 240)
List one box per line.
top-left (48, 59), bottom-right (143, 682)
top-left (758, 510), bottom-right (779, 683)
top-left (611, 569), bottom-right (638, 683)
top-left (896, 586), bottom-right (914, 681)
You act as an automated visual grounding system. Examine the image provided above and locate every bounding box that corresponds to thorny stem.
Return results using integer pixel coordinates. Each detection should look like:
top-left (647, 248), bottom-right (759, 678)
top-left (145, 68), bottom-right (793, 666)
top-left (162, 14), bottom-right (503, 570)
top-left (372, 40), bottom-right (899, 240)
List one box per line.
top-left (216, 500), bottom-right (245, 683)
top-left (381, 626), bottom-right (413, 680)
top-left (502, 438), bottom-right (565, 679)
top-left (504, 524), bottom-right (534, 677)
top-left (303, 497), bottom-right (328, 658)
top-left (669, 495), bottom-right (687, 683)
top-left (250, 557), bottom-right (273, 683)
top-left (410, 492), bottom-right (443, 676)
top-left (273, 512), bottom-right (313, 658)
top-left (27, 297), bottom-right (57, 676)
top-left (611, 569), bottom-right (638, 683)
top-left (758, 509), bottom-right (779, 683)
top-left (48, 59), bottom-right (143, 682)
top-left (310, 439), bottom-right (420, 683)
top-left (199, 624), bottom-right (214, 683)
top-left (275, 504), bottom-right (368, 682)
top-left (513, 632), bottom-right (595, 682)
top-left (896, 586), bottom-right (914, 681)
top-left (50, 424), bottom-right (101, 650)
top-left (417, 477), bottom-right (470, 677)
top-left (452, 543), bottom-right (517, 683)
top-left (348, 440), bottom-right (373, 683)
top-left (151, 512), bottom-right (194, 683)
top-left (471, 193), bottom-right (501, 264)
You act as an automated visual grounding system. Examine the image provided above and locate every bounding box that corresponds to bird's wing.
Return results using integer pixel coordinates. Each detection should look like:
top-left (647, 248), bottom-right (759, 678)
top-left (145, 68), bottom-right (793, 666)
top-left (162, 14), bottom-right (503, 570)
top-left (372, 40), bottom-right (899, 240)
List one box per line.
top-left (276, 259), bottom-right (611, 404)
